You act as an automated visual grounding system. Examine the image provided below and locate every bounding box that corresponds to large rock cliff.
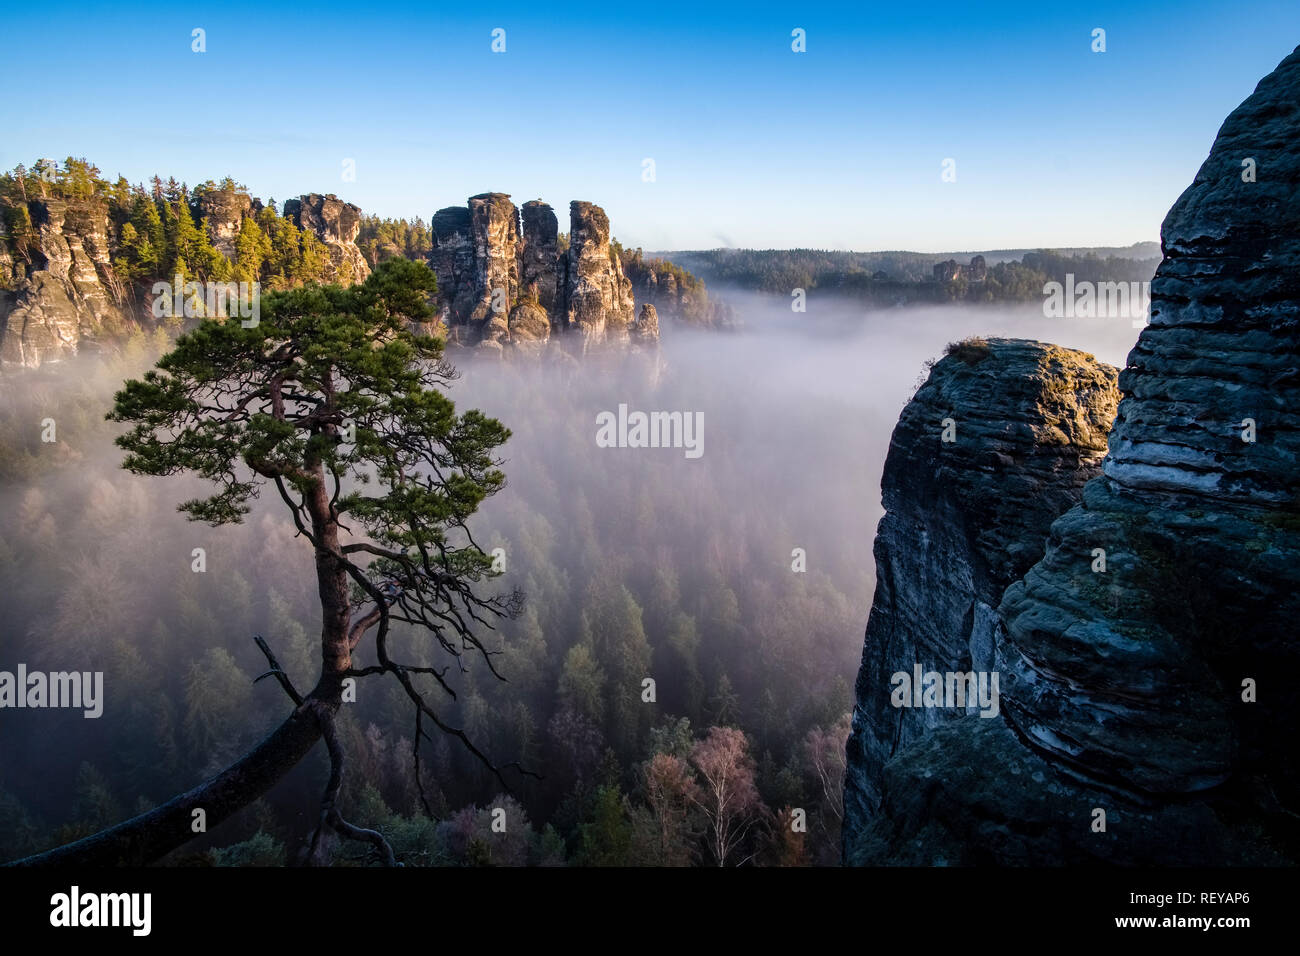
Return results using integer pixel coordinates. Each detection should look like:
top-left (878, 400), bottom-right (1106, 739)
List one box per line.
top-left (283, 193), bottom-right (371, 284)
top-left (843, 44), bottom-right (1300, 865)
top-left (0, 197), bottom-right (127, 368)
top-left (0, 184), bottom-right (374, 369)
top-left (563, 201), bottom-right (635, 351)
top-left (428, 195), bottom-right (644, 357)
top-left (843, 339), bottom-right (1119, 830)
top-left (196, 186), bottom-right (254, 259)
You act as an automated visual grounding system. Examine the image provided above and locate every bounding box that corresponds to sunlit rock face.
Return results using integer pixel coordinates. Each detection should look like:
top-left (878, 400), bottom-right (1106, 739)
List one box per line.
top-left (844, 45), bottom-right (1300, 866)
top-left (0, 196), bottom-right (127, 369)
top-left (283, 193), bottom-right (371, 285)
top-left (562, 201), bottom-right (635, 353)
top-left (197, 187), bottom-right (252, 259)
top-left (427, 195), bottom-right (648, 358)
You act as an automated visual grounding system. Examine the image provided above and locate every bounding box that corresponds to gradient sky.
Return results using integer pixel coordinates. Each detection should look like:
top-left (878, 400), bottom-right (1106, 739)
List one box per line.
top-left (3, 1), bottom-right (1298, 251)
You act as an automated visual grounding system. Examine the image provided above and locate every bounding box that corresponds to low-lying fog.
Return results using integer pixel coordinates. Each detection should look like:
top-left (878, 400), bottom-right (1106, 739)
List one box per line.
top-left (0, 294), bottom-right (1142, 859)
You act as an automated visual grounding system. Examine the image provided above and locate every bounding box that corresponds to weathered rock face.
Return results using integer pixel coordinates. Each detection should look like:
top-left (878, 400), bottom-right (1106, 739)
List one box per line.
top-left (842, 339), bottom-right (1119, 836)
top-left (283, 193), bottom-right (371, 284)
top-left (844, 45), bottom-right (1300, 866)
top-left (197, 188), bottom-right (252, 259)
top-left (0, 197), bottom-right (127, 368)
top-left (632, 303), bottom-right (659, 344)
top-left (508, 300), bottom-right (551, 357)
top-left (429, 205), bottom-right (475, 336)
top-left (563, 201), bottom-right (634, 351)
top-left (520, 200), bottom-right (559, 317)
top-left (427, 195), bottom-right (654, 357)
top-left (624, 258), bottom-right (728, 327)
top-left (466, 193), bottom-right (520, 331)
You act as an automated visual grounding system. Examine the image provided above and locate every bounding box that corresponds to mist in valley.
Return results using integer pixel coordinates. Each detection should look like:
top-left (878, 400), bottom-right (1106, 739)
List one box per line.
top-left (0, 295), bottom-right (1143, 865)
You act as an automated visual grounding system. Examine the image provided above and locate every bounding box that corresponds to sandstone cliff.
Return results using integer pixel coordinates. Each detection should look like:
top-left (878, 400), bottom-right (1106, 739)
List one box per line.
top-left (843, 45), bottom-right (1300, 865)
top-left (563, 201), bottom-right (635, 351)
top-left (621, 248), bottom-right (736, 328)
top-left (0, 196), bottom-right (127, 368)
top-left (0, 181), bottom-right (376, 369)
top-left (843, 339), bottom-right (1118, 832)
top-left (428, 195), bottom-right (646, 357)
top-left (196, 185), bottom-right (253, 259)
top-left (283, 193), bottom-right (371, 284)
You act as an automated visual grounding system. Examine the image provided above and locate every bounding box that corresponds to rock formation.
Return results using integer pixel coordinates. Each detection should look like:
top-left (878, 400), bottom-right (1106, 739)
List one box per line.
top-left (196, 186), bottom-right (253, 259)
top-left (843, 339), bottom-right (1118, 831)
top-left (0, 160), bottom-right (706, 368)
top-left (465, 193), bottom-right (520, 334)
top-left (843, 45), bottom-right (1300, 865)
top-left (427, 195), bottom-right (647, 357)
top-left (508, 300), bottom-right (551, 357)
top-left (0, 197), bottom-right (127, 368)
top-left (632, 303), bottom-right (659, 345)
top-left (429, 204), bottom-right (475, 339)
top-left (932, 255), bottom-right (986, 283)
top-left (283, 193), bottom-right (371, 285)
top-left (520, 200), bottom-right (559, 316)
top-left (621, 250), bottom-right (735, 329)
top-left (563, 201), bottom-right (635, 351)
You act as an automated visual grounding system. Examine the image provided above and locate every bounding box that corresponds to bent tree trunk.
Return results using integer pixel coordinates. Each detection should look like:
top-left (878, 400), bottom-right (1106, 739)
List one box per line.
top-left (5, 683), bottom-right (340, 867)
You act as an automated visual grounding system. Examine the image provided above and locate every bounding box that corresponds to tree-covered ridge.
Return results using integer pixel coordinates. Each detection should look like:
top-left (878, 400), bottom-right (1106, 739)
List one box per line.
top-left (664, 246), bottom-right (1161, 304)
top-left (356, 214), bottom-right (432, 268)
top-left (0, 158), bottom-right (341, 297)
top-left (615, 243), bottom-right (734, 327)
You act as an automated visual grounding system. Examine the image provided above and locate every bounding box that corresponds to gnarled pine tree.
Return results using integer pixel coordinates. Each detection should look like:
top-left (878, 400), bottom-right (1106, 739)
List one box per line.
top-left (10, 258), bottom-right (520, 866)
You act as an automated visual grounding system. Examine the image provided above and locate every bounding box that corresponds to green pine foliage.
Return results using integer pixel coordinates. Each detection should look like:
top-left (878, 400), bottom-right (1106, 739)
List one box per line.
top-left (0, 158), bottom-right (366, 305)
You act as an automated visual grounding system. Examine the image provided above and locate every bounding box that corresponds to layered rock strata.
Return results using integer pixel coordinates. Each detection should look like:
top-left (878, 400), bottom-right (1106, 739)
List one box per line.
top-left (843, 45), bottom-right (1300, 865)
top-left (429, 195), bottom-right (643, 356)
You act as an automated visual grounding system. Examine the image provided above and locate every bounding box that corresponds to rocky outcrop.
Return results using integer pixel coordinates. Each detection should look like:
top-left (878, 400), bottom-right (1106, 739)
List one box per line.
top-left (427, 195), bottom-right (650, 356)
top-left (520, 200), bottom-right (559, 317)
top-left (196, 187), bottom-right (252, 258)
top-left (508, 300), bottom-right (551, 357)
top-left (0, 181), bottom-right (381, 369)
top-left (429, 205), bottom-right (475, 337)
top-left (466, 193), bottom-right (520, 333)
top-left (632, 303), bottom-right (659, 345)
top-left (0, 197), bottom-right (127, 368)
top-left (932, 255), bottom-right (987, 283)
top-left (621, 251), bottom-right (735, 328)
top-left (844, 45), bottom-right (1300, 865)
top-left (283, 193), bottom-right (371, 284)
top-left (563, 201), bottom-right (634, 351)
top-left (843, 339), bottom-right (1119, 834)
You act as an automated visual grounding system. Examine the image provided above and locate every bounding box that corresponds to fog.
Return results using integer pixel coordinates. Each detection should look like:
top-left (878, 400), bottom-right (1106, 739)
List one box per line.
top-left (0, 296), bottom-right (1142, 863)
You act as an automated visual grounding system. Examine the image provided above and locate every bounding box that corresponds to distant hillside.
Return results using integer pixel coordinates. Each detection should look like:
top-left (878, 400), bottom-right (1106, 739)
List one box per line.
top-left (656, 245), bottom-right (1160, 305)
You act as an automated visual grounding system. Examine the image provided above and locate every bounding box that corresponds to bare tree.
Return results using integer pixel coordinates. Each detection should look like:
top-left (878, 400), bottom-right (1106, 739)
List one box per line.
top-left (689, 726), bottom-right (761, 866)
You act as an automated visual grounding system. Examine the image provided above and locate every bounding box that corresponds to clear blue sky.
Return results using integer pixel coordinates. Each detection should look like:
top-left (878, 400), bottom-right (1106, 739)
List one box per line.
top-left (3, 1), bottom-right (1297, 251)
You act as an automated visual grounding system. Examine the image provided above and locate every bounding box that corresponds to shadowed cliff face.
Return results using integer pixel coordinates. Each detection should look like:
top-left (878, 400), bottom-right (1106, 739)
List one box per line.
top-left (844, 45), bottom-right (1300, 865)
top-left (842, 339), bottom-right (1119, 836)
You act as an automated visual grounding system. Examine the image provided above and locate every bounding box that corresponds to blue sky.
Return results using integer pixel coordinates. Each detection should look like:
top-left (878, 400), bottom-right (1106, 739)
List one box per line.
top-left (3, 1), bottom-right (1297, 250)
